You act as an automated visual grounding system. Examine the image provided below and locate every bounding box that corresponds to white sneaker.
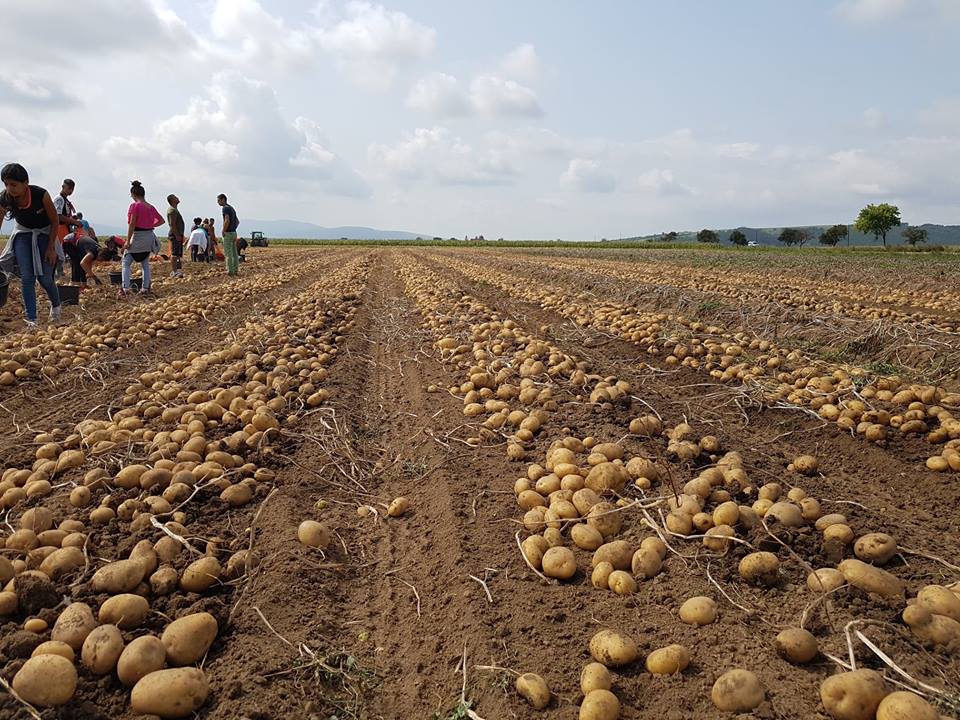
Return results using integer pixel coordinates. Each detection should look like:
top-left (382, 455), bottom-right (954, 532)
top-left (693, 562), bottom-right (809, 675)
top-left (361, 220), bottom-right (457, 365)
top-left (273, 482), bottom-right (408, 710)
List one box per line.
top-left (25, 319), bottom-right (38, 330)
top-left (49, 305), bottom-right (62, 324)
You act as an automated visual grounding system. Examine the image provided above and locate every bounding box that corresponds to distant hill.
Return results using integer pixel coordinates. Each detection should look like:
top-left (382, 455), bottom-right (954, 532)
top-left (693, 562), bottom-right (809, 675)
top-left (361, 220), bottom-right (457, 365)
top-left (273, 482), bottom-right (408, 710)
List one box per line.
top-left (92, 219), bottom-right (430, 240)
top-left (626, 224), bottom-right (960, 246)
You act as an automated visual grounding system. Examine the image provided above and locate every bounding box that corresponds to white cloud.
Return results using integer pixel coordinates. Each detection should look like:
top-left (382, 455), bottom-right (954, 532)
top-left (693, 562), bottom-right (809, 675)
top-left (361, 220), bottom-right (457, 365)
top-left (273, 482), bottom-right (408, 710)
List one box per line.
top-left (716, 142), bottom-right (760, 159)
top-left (210, 0), bottom-right (314, 67)
top-left (369, 127), bottom-right (518, 185)
top-left (100, 72), bottom-right (370, 198)
top-left (634, 169), bottom-right (694, 196)
top-left (0, 77), bottom-right (79, 110)
top-left (501, 43), bottom-right (540, 83)
top-left (407, 72), bottom-right (542, 118)
top-left (314, 1), bottom-right (436, 89)
top-left (862, 107), bottom-right (886, 129)
top-left (560, 158), bottom-right (616, 193)
top-left (836, 0), bottom-right (908, 22)
top-left (918, 97), bottom-right (960, 131)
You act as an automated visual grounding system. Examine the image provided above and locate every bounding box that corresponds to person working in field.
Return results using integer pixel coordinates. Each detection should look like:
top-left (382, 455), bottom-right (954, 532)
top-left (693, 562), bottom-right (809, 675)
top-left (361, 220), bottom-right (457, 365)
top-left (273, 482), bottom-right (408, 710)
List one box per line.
top-left (122, 180), bottom-right (164, 296)
top-left (0, 163), bottom-right (64, 327)
top-left (63, 214), bottom-right (103, 287)
top-left (217, 193), bottom-right (240, 276)
top-left (53, 178), bottom-right (81, 280)
top-left (187, 217), bottom-right (207, 262)
top-left (166, 194), bottom-right (185, 278)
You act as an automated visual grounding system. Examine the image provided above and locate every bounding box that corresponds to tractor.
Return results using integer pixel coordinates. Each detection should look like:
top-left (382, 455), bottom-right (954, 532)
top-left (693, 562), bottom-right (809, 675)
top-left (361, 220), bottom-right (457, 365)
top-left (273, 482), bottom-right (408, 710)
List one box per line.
top-left (250, 231), bottom-right (269, 247)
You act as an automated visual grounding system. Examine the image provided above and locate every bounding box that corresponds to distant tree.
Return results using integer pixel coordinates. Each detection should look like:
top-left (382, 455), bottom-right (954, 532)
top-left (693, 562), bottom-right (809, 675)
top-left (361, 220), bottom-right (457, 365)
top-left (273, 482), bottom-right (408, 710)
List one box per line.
top-left (819, 224), bottom-right (848, 246)
top-left (433, 236), bottom-right (443, 241)
top-left (778, 228), bottom-right (808, 247)
top-left (729, 230), bottom-right (748, 246)
top-left (902, 226), bottom-right (927, 246)
top-left (664, 231), bottom-right (679, 243)
top-left (855, 203), bottom-right (901, 247)
top-left (697, 229), bottom-right (719, 243)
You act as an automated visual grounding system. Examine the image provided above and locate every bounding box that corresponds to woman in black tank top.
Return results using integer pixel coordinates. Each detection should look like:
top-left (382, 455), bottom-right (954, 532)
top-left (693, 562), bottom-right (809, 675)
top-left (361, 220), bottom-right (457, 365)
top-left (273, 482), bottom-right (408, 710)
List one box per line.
top-left (0, 163), bottom-right (63, 325)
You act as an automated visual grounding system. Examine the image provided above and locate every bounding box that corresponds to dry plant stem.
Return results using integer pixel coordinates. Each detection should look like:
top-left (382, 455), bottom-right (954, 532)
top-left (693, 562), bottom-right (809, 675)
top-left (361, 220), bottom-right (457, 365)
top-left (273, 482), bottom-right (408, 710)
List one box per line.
top-left (391, 577), bottom-right (422, 619)
top-left (800, 584), bottom-right (849, 630)
top-left (900, 546), bottom-right (960, 575)
top-left (0, 676), bottom-right (43, 720)
top-left (853, 630), bottom-right (956, 704)
top-left (459, 644), bottom-right (488, 720)
top-left (468, 574), bottom-right (494, 604)
top-left (253, 605), bottom-right (295, 648)
top-left (705, 561), bottom-right (767, 624)
top-left (225, 487), bottom-right (279, 629)
top-left (514, 531), bottom-right (555, 585)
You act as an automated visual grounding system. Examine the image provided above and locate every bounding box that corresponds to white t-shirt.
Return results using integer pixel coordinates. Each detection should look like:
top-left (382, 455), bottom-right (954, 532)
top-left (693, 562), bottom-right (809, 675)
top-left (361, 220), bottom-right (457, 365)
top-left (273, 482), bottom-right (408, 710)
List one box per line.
top-left (188, 228), bottom-right (208, 250)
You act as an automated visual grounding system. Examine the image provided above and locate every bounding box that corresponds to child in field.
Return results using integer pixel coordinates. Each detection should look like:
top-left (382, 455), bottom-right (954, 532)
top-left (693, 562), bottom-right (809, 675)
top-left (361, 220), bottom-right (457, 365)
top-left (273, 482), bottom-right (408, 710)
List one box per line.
top-left (122, 180), bottom-right (164, 296)
top-left (187, 218), bottom-right (207, 262)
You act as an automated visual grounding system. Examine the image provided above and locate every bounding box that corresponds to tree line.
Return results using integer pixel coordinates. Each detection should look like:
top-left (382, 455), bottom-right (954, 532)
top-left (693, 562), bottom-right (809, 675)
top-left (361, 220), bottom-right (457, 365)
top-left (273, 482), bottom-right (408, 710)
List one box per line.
top-left (689, 203), bottom-right (927, 248)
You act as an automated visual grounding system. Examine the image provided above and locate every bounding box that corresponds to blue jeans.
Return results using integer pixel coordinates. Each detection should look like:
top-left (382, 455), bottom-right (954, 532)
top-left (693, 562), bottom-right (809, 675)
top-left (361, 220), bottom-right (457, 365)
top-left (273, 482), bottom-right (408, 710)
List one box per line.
top-left (12, 232), bottom-right (60, 322)
top-left (122, 251), bottom-right (151, 290)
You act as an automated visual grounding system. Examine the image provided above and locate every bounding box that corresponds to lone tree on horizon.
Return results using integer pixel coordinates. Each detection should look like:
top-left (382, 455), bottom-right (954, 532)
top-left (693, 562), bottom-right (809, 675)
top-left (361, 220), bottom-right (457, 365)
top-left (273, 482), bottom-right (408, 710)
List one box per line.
top-left (697, 229), bottom-right (719, 243)
top-left (729, 230), bottom-right (748, 246)
top-left (819, 224), bottom-right (848, 246)
top-left (855, 203), bottom-right (901, 247)
top-left (902, 226), bottom-right (927, 246)
top-left (778, 228), bottom-right (808, 247)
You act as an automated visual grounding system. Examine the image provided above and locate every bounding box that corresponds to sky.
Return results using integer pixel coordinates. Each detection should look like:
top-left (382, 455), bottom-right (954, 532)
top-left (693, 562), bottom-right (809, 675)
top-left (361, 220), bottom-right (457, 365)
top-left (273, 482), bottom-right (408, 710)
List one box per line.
top-left (1, 0), bottom-right (959, 239)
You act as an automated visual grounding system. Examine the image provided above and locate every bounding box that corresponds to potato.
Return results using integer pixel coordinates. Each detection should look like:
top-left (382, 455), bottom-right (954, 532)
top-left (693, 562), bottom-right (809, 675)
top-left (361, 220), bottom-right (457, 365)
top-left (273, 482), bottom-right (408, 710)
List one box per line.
top-left (12, 654), bottom-right (77, 706)
top-left (591, 541), bottom-right (633, 571)
top-left (580, 662), bottom-right (613, 694)
top-left (516, 672), bottom-right (551, 709)
top-left (819, 669), bottom-right (888, 720)
top-left (589, 630), bottom-right (638, 667)
top-left (118, 635), bottom-right (167, 687)
top-left (162, 612), bottom-right (219, 666)
top-left (713, 501), bottom-right (740, 527)
top-left (585, 462), bottom-right (629, 494)
top-left (875, 691), bottom-right (940, 720)
top-left (179, 556), bottom-right (221, 592)
top-left (917, 585), bottom-right (960, 622)
top-left (387, 497), bottom-right (410, 517)
top-left (99, 593), bottom-right (150, 629)
top-left (815, 513), bottom-right (848, 531)
top-left (765, 501), bottom-right (804, 527)
top-left (592, 561), bottom-right (614, 589)
top-left (31, 640), bottom-right (75, 662)
top-left (853, 533), bottom-right (897, 565)
top-left (52, 602), bottom-right (97, 650)
top-left (640, 536), bottom-right (667, 559)
top-left (297, 520), bottom-right (331, 549)
top-left (630, 548), bottom-right (662, 579)
top-left (587, 502), bottom-right (622, 538)
top-left (579, 689), bottom-right (620, 720)
top-left (824, 524), bottom-right (855, 545)
top-left (542, 546), bottom-right (576, 580)
top-left (645, 644), bottom-right (690, 675)
top-left (543, 527), bottom-right (564, 547)
top-left (38, 546), bottom-right (85, 579)
top-left (81, 623), bottom-right (124, 675)
top-left (807, 568), bottom-right (846, 593)
top-left (91, 558), bottom-right (145, 594)
top-left (775, 628), bottom-right (818, 664)
top-left (679, 596), bottom-right (717, 626)
top-left (838, 559), bottom-right (904, 599)
top-left (702, 524), bottom-right (734, 551)
top-left (711, 669), bottom-right (764, 712)
top-left (521, 535), bottom-right (547, 569)
top-left (131, 667), bottom-right (210, 718)
top-left (902, 605), bottom-right (960, 651)
top-left (607, 570), bottom-right (637, 595)
top-left (792, 454), bottom-right (819, 475)
top-left (572, 524), bottom-right (604, 551)
top-left (739, 552), bottom-right (780, 586)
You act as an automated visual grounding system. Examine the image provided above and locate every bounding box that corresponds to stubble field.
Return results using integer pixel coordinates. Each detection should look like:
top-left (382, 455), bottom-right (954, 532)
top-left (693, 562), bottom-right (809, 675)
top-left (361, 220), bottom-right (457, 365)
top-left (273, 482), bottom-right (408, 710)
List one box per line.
top-left (0, 245), bottom-right (958, 720)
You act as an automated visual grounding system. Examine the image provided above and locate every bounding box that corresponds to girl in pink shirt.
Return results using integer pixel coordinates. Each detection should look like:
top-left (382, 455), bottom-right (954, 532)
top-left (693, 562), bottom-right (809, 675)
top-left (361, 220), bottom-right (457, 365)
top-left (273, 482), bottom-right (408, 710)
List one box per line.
top-left (122, 180), bottom-right (164, 296)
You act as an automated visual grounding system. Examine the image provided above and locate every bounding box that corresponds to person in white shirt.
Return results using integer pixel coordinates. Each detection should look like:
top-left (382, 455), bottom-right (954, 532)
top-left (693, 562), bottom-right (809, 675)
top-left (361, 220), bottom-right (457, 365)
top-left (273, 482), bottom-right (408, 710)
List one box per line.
top-left (187, 218), bottom-right (208, 262)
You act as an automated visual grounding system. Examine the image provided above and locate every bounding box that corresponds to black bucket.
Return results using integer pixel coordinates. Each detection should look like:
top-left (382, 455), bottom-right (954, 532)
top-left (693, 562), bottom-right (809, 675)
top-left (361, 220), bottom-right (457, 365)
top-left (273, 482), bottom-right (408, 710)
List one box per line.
top-left (57, 284), bottom-right (81, 306)
top-left (130, 278), bottom-right (143, 291)
top-left (0, 272), bottom-right (8, 308)
top-left (109, 271), bottom-right (122, 285)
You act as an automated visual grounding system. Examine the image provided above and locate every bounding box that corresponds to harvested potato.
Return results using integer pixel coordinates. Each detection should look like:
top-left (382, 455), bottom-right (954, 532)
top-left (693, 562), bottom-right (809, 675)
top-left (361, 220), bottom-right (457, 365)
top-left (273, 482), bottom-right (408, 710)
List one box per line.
top-left (589, 630), bottom-right (638, 667)
top-left (542, 547), bottom-right (577, 580)
top-left (99, 593), bottom-right (150, 629)
top-left (607, 570), bottom-right (637, 595)
top-left (12, 654), bottom-right (77, 706)
top-left (875, 691), bottom-right (940, 720)
top-left (31, 640), bottom-right (75, 662)
top-left (679, 596), bottom-right (717, 626)
top-left (711, 669), bottom-right (764, 712)
top-left (630, 548), bottom-right (662, 579)
top-left (81, 624), bottom-right (124, 675)
top-left (775, 628), bottom-right (818, 664)
top-left (297, 520), bottom-right (331, 549)
top-left (516, 672), bottom-right (551, 709)
top-left (387, 497), bottom-right (410, 517)
top-left (38, 546), bottom-right (85, 579)
top-left (902, 605), bottom-right (960, 652)
top-left (917, 585), bottom-right (960, 622)
top-left (815, 514), bottom-right (848, 531)
top-left (819, 669), bottom-right (888, 720)
top-left (592, 561), bottom-right (614, 590)
top-left (51, 602), bottom-right (97, 650)
top-left (838, 559), bottom-right (904, 599)
top-left (162, 612), bottom-right (219, 666)
top-left (179, 556), bottom-right (221, 593)
top-left (807, 568), bottom-right (846, 593)
top-left (739, 552), bottom-right (780, 586)
top-left (765, 501), bottom-right (804, 527)
top-left (587, 502), bottom-right (622, 538)
top-left (824, 524), bottom-right (855, 545)
top-left (792, 454), bottom-right (819, 475)
top-left (702, 524), bottom-right (734, 551)
top-left (118, 635), bottom-right (167, 687)
top-left (853, 533), bottom-right (897, 565)
top-left (579, 689), bottom-right (620, 720)
top-left (572, 524), bottom-right (604, 551)
top-left (580, 662), bottom-right (613, 694)
top-left (91, 559), bottom-right (145, 594)
top-left (131, 667), bottom-right (210, 718)
top-left (591, 541), bottom-right (633, 571)
top-left (645, 644), bottom-right (690, 675)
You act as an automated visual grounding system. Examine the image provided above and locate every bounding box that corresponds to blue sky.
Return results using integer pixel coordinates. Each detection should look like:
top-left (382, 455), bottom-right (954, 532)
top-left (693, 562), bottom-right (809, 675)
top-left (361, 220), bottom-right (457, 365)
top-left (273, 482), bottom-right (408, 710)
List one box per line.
top-left (1, 0), bottom-right (958, 238)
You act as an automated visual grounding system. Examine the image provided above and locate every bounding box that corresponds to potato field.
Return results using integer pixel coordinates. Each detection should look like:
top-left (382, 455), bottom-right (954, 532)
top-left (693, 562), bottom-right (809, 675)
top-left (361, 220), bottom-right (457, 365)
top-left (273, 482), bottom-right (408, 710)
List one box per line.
top-left (0, 245), bottom-right (959, 720)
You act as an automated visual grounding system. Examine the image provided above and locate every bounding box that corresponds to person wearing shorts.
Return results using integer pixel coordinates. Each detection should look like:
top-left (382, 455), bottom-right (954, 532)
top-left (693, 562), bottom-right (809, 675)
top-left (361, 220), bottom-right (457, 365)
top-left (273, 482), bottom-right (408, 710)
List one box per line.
top-left (166, 194), bottom-right (185, 277)
top-left (123, 181), bottom-right (164, 296)
top-left (217, 193), bottom-right (239, 276)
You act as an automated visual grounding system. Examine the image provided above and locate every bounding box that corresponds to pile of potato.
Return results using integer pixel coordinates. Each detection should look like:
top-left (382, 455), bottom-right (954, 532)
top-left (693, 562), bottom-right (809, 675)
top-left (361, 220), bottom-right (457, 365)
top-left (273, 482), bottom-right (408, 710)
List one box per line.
top-left (0, 258), bottom-right (370, 715)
